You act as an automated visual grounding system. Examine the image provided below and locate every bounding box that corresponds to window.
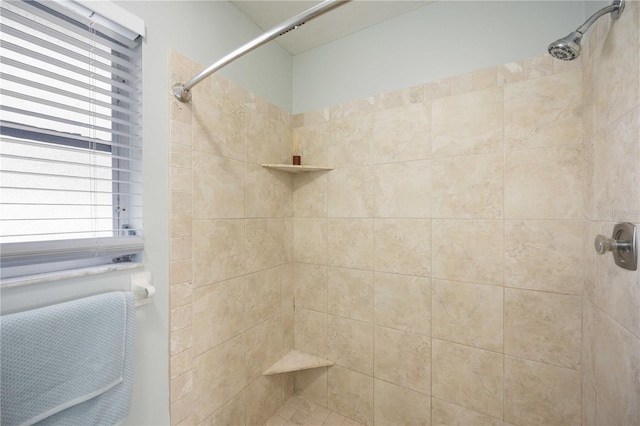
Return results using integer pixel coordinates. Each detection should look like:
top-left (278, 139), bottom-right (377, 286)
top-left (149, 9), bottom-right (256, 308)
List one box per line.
top-left (0, 0), bottom-right (144, 281)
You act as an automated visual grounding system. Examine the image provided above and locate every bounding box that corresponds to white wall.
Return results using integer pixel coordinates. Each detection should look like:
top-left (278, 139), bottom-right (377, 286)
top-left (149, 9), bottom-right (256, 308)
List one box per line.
top-left (292, 1), bottom-right (588, 113)
top-left (585, 0), bottom-right (610, 17)
top-left (0, 1), bottom-right (292, 425)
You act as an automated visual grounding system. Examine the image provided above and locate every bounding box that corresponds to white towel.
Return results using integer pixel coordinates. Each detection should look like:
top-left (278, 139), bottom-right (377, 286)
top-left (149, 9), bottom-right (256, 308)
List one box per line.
top-left (1, 291), bottom-right (135, 426)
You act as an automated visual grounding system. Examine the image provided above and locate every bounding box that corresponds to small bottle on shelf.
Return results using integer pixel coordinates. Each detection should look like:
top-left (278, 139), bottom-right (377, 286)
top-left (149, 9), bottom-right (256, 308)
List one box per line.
top-left (293, 134), bottom-right (301, 165)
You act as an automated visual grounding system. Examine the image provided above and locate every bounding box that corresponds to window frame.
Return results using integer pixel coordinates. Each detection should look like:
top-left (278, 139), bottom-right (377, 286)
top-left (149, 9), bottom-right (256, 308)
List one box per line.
top-left (0, 0), bottom-right (145, 282)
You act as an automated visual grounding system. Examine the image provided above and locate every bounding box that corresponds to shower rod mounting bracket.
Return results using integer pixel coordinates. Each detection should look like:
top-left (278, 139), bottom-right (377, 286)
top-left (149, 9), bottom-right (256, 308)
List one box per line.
top-left (173, 84), bottom-right (191, 103)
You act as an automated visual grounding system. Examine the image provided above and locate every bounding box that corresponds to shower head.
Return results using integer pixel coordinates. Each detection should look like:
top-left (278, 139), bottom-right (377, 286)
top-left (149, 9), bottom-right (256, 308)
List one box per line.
top-left (548, 31), bottom-right (583, 61)
top-left (547, 0), bottom-right (624, 61)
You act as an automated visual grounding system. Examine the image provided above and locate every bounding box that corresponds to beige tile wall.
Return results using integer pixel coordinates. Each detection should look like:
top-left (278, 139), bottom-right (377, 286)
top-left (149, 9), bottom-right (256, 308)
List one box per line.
top-left (292, 53), bottom-right (585, 425)
top-left (582, 2), bottom-right (640, 425)
top-left (168, 2), bottom-right (640, 423)
top-left (169, 50), bottom-right (295, 426)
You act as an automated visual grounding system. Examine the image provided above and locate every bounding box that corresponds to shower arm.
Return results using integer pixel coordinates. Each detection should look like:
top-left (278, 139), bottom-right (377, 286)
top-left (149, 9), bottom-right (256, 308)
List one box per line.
top-left (576, 0), bottom-right (624, 35)
top-left (173, 0), bottom-right (350, 102)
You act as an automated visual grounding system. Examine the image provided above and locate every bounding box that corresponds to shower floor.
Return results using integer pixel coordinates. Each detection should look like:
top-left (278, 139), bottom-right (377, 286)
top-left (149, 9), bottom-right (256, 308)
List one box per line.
top-left (265, 395), bottom-right (365, 426)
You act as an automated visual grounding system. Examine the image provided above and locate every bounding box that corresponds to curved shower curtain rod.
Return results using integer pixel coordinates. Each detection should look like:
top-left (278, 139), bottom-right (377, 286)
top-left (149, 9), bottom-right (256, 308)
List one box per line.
top-left (172, 0), bottom-right (351, 102)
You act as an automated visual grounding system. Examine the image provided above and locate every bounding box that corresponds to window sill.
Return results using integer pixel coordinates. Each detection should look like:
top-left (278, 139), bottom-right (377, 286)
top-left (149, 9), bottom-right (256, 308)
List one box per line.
top-left (1, 262), bottom-right (144, 289)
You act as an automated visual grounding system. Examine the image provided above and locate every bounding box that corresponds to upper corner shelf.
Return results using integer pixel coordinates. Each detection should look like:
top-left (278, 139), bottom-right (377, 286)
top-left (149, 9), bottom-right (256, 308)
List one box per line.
top-left (261, 164), bottom-right (333, 173)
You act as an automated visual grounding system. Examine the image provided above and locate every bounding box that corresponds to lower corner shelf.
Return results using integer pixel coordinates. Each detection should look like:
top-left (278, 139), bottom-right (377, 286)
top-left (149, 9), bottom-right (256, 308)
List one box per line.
top-left (262, 349), bottom-right (334, 375)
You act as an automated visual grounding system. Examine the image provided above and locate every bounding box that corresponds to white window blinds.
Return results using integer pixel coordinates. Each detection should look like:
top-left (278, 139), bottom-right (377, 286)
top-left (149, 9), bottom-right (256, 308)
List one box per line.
top-left (0, 0), bottom-right (144, 280)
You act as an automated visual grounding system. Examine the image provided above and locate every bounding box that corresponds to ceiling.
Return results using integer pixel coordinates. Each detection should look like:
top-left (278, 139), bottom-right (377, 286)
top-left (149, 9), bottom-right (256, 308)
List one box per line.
top-left (230, 1), bottom-right (434, 55)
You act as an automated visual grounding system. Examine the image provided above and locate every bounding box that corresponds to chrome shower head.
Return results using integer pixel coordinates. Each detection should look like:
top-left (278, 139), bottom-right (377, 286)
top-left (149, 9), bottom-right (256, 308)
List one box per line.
top-left (548, 31), bottom-right (583, 61)
top-left (547, 0), bottom-right (624, 61)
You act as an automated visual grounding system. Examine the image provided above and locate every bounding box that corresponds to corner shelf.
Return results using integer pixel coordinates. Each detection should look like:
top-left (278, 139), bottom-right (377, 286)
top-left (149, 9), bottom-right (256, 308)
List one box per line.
top-left (261, 164), bottom-right (333, 173)
top-left (263, 349), bottom-right (334, 375)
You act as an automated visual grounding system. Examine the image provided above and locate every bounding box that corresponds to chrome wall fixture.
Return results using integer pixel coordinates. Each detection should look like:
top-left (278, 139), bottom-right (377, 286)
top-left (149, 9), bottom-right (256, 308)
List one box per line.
top-left (172, 0), bottom-right (350, 103)
top-left (595, 222), bottom-right (637, 271)
top-left (548, 0), bottom-right (624, 61)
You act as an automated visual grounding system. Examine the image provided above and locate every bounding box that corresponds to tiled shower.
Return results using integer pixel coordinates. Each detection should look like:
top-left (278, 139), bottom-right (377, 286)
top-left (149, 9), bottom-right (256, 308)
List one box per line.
top-left (168, 2), bottom-right (640, 425)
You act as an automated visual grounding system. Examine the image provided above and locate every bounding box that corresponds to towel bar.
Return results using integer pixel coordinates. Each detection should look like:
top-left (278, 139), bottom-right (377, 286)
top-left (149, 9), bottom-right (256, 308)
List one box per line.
top-left (130, 272), bottom-right (155, 307)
